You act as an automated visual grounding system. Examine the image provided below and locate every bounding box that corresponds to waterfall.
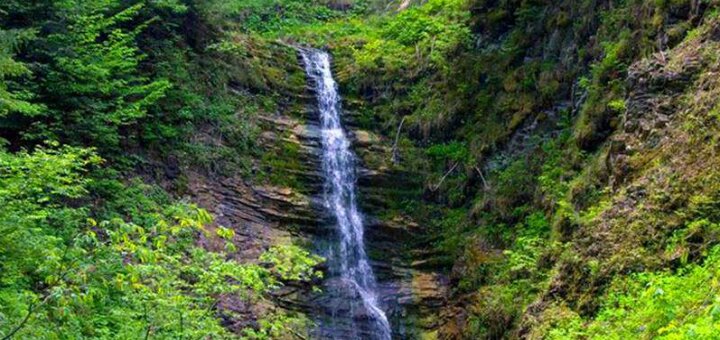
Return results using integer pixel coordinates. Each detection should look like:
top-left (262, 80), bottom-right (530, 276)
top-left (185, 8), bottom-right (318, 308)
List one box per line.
top-left (301, 49), bottom-right (392, 340)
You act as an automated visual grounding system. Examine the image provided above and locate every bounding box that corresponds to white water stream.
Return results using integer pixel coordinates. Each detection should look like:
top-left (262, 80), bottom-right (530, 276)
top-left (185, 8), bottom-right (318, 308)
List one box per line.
top-left (301, 49), bottom-right (392, 340)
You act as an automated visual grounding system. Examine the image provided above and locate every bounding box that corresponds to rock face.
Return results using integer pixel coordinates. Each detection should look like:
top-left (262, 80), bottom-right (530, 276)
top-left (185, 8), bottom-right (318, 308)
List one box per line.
top-left (300, 54), bottom-right (448, 339)
top-left (187, 50), bottom-right (447, 338)
top-left (187, 173), bottom-right (317, 330)
top-left (343, 120), bottom-right (449, 338)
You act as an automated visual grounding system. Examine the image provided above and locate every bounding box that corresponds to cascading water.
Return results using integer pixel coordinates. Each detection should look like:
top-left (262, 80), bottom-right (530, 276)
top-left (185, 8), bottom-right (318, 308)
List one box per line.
top-left (301, 49), bottom-right (392, 340)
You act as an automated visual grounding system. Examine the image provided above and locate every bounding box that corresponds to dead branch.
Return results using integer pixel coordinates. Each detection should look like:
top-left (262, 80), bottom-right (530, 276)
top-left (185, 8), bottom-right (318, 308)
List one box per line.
top-left (474, 166), bottom-right (490, 190)
top-left (430, 162), bottom-right (459, 191)
top-left (391, 116), bottom-right (407, 165)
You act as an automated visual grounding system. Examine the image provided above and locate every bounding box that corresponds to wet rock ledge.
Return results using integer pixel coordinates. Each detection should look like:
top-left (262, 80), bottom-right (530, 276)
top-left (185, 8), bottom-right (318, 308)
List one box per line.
top-left (187, 51), bottom-right (448, 338)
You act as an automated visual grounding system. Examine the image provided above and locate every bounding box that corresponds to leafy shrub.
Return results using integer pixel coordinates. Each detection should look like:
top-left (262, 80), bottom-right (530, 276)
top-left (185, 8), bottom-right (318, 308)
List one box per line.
top-left (581, 245), bottom-right (720, 339)
top-left (0, 144), bottom-right (319, 338)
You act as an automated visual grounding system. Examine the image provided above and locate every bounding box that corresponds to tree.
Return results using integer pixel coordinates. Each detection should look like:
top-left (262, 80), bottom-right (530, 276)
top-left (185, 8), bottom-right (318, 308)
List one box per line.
top-left (34, 1), bottom-right (171, 152)
top-left (0, 28), bottom-right (41, 120)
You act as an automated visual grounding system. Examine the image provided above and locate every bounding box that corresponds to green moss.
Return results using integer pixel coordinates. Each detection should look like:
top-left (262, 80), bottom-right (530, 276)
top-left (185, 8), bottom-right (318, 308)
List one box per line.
top-left (258, 137), bottom-right (306, 190)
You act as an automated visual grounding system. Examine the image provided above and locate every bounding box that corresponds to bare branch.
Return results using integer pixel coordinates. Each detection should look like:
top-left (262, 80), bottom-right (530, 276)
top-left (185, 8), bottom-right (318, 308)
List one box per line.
top-left (474, 166), bottom-right (490, 190)
top-left (391, 116), bottom-right (407, 165)
top-left (430, 162), bottom-right (459, 191)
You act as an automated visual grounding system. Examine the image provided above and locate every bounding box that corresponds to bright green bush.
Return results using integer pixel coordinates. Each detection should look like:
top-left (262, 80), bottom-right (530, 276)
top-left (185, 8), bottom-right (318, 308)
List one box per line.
top-left (0, 144), bottom-right (321, 338)
top-left (596, 245), bottom-right (720, 338)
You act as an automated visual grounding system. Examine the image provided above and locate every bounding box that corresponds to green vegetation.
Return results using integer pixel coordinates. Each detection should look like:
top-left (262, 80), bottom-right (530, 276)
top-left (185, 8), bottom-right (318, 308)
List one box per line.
top-left (540, 244), bottom-right (720, 339)
top-left (0, 144), bottom-right (321, 338)
top-left (0, 0), bottom-right (331, 337)
top-left (3, 0), bottom-right (720, 338)
top-left (272, 0), bottom-right (720, 337)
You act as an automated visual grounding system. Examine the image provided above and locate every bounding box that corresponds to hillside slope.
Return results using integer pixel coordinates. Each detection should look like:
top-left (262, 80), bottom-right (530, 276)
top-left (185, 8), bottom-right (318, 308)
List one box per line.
top-left (283, 0), bottom-right (720, 338)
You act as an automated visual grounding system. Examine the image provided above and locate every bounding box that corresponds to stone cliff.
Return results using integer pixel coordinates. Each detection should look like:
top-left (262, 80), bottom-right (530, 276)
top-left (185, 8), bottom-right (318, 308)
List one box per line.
top-left (184, 49), bottom-right (447, 338)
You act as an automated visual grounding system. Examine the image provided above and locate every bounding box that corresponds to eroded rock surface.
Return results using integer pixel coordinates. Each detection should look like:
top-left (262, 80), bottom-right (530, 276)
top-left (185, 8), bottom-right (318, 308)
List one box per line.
top-left (187, 54), bottom-right (448, 337)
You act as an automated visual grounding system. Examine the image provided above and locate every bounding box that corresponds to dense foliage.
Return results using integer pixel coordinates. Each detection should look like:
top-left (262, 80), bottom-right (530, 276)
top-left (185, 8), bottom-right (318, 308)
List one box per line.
top-left (0, 144), bottom-right (322, 338)
top-left (0, 0), bottom-right (327, 338)
top-left (3, 0), bottom-right (720, 338)
top-left (542, 244), bottom-right (720, 339)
